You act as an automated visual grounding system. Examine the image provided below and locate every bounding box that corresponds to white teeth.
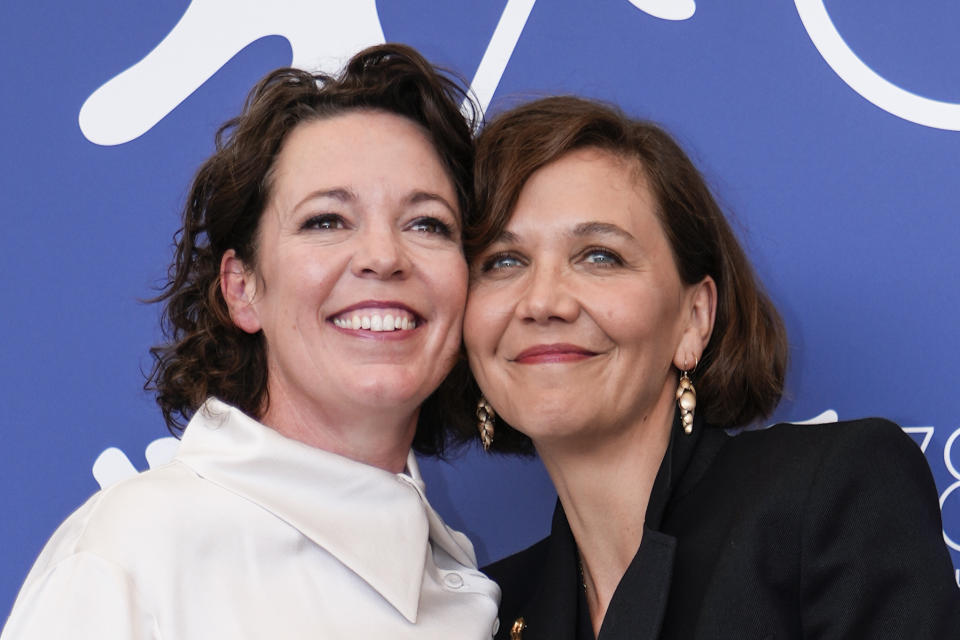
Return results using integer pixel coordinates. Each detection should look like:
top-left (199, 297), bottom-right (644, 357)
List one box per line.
top-left (333, 310), bottom-right (418, 332)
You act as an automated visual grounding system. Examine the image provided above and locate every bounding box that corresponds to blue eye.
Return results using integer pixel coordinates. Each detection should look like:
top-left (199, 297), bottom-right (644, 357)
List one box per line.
top-left (583, 248), bottom-right (622, 266)
top-left (409, 216), bottom-right (453, 237)
top-left (480, 252), bottom-right (523, 272)
top-left (303, 214), bottom-right (346, 230)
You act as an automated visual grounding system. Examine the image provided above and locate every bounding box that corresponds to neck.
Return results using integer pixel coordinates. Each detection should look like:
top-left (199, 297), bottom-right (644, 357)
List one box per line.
top-left (259, 381), bottom-right (418, 474)
top-left (535, 385), bottom-right (676, 636)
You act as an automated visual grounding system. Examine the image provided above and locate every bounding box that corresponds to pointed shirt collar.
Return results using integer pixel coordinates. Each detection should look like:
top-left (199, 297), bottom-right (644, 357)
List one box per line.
top-left (174, 398), bottom-right (477, 623)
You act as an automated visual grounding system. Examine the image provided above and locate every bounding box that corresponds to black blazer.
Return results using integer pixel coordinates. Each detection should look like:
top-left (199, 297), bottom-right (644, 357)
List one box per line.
top-left (485, 418), bottom-right (960, 639)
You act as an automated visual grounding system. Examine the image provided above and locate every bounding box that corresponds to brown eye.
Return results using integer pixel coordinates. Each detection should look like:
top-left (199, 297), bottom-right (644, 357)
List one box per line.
top-left (409, 216), bottom-right (453, 237)
top-left (302, 214), bottom-right (346, 230)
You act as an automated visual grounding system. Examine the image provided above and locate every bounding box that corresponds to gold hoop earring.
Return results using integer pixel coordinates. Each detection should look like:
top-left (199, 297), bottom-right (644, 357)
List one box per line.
top-left (476, 396), bottom-right (496, 451)
top-left (676, 359), bottom-right (697, 435)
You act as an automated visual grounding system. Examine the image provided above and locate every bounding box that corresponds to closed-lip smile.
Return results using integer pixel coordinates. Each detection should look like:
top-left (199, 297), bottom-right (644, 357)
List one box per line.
top-left (512, 343), bottom-right (598, 364)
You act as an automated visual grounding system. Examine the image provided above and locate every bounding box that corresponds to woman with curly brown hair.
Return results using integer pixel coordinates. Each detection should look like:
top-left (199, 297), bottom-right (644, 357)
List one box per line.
top-left (454, 96), bottom-right (960, 639)
top-left (2, 44), bottom-right (499, 639)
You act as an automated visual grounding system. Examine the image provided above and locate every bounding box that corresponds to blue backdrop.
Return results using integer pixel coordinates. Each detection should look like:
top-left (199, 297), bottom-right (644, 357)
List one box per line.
top-left (3, 0), bottom-right (959, 618)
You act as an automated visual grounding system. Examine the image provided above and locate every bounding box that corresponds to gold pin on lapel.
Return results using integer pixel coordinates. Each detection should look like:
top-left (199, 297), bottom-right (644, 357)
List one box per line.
top-left (510, 617), bottom-right (526, 640)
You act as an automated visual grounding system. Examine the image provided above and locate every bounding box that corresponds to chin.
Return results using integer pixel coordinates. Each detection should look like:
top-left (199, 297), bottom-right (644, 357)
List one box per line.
top-left (344, 377), bottom-right (431, 411)
top-left (503, 405), bottom-right (589, 442)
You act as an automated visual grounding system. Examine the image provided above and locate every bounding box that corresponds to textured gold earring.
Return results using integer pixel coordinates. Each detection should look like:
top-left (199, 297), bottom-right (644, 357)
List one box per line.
top-left (476, 396), bottom-right (496, 451)
top-left (676, 366), bottom-right (697, 435)
top-left (510, 617), bottom-right (526, 639)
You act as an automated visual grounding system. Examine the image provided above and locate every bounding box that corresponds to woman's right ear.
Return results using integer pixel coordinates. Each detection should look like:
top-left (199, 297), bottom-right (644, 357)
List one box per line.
top-left (220, 250), bottom-right (262, 334)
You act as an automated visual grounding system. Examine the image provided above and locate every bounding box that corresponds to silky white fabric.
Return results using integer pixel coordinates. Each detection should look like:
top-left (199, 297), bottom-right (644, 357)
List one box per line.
top-left (2, 399), bottom-right (500, 639)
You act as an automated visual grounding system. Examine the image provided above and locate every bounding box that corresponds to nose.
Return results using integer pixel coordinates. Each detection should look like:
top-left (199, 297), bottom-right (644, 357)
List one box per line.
top-left (350, 226), bottom-right (412, 279)
top-left (516, 262), bottom-right (579, 324)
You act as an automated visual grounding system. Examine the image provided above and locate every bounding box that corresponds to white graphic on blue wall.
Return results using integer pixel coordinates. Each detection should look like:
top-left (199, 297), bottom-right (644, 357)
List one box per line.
top-left (78, 0), bottom-right (385, 145)
top-left (92, 437), bottom-right (180, 489)
top-left (795, 0), bottom-right (960, 131)
top-left (940, 428), bottom-right (960, 552)
top-left (77, 0), bottom-right (960, 146)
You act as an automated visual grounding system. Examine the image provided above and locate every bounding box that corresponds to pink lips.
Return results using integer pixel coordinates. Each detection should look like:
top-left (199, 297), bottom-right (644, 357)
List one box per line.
top-left (513, 343), bottom-right (597, 364)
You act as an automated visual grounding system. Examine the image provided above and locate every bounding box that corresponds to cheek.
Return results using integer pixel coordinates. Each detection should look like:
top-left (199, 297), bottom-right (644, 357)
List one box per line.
top-left (463, 287), bottom-right (496, 351)
top-left (427, 253), bottom-right (468, 323)
top-left (602, 293), bottom-right (684, 358)
top-left (262, 253), bottom-right (340, 322)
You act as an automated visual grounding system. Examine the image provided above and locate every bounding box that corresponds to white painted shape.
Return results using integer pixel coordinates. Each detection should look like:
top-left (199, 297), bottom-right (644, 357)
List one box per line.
top-left (92, 447), bottom-right (138, 489)
top-left (467, 0), bottom-right (537, 116)
top-left (145, 437), bottom-right (181, 468)
top-left (903, 426), bottom-right (935, 453)
top-left (944, 427), bottom-right (960, 479)
top-left (79, 0), bottom-right (384, 146)
top-left (795, 0), bottom-right (960, 131)
top-left (788, 409), bottom-right (839, 425)
top-left (627, 0), bottom-right (695, 21)
top-left (940, 427), bottom-right (960, 551)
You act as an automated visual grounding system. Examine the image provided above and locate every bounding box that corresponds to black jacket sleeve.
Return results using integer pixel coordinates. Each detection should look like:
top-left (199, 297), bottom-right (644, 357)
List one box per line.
top-left (799, 419), bottom-right (960, 638)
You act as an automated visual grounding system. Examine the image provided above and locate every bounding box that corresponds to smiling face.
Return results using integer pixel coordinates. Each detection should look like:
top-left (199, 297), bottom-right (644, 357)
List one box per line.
top-left (223, 111), bottom-right (467, 438)
top-left (464, 148), bottom-right (714, 447)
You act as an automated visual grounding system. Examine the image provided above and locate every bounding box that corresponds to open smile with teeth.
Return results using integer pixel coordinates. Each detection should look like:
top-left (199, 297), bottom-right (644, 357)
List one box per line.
top-left (331, 309), bottom-right (418, 332)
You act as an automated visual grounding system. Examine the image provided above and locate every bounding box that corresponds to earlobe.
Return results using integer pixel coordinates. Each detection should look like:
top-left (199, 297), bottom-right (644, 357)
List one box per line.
top-left (220, 250), bottom-right (262, 334)
top-left (674, 276), bottom-right (717, 368)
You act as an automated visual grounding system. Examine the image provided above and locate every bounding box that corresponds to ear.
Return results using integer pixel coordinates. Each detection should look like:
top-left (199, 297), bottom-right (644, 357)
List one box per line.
top-left (674, 275), bottom-right (717, 371)
top-left (220, 249), bottom-right (262, 334)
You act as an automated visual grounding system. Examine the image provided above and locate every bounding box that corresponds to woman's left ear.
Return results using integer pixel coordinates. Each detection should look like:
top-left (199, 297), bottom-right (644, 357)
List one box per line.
top-left (220, 250), bottom-right (262, 334)
top-left (675, 275), bottom-right (717, 368)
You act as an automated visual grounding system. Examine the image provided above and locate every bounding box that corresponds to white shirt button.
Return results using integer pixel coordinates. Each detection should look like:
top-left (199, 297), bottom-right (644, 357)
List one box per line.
top-left (443, 572), bottom-right (464, 589)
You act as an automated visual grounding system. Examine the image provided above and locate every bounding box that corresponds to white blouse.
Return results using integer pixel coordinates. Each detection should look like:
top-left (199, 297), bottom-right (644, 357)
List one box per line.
top-left (2, 399), bottom-right (500, 639)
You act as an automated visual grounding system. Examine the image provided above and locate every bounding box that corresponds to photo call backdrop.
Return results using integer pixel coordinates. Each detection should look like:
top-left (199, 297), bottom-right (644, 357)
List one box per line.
top-left (3, 0), bottom-right (959, 618)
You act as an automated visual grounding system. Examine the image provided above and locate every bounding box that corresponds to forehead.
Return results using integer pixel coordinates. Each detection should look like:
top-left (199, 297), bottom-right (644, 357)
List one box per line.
top-left (272, 110), bottom-right (439, 181)
top-left (506, 148), bottom-right (658, 235)
top-left (262, 110), bottom-right (458, 215)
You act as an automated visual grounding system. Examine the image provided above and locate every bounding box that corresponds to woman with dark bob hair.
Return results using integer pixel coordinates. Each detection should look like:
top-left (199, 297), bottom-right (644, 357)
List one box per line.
top-left (2, 44), bottom-right (500, 639)
top-left (453, 96), bottom-right (960, 638)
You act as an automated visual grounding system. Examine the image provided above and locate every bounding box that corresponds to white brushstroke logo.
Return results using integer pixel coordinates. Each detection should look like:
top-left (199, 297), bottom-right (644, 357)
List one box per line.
top-left (77, 0), bottom-right (960, 147)
top-left (940, 427), bottom-right (960, 552)
top-left (795, 0), bottom-right (960, 131)
top-left (79, 0), bottom-right (385, 145)
top-left (92, 437), bottom-right (180, 489)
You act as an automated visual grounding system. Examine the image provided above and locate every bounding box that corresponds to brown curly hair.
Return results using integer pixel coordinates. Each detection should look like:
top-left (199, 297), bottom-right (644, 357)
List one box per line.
top-left (145, 44), bottom-right (478, 456)
top-left (445, 96), bottom-right (788, 455)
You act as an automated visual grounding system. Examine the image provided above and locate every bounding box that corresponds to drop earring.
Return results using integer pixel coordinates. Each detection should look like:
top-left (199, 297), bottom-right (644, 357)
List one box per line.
top-left (476, 396), bottom-right (496, 451)
top-left (676, 361), bottom-right (697, 435)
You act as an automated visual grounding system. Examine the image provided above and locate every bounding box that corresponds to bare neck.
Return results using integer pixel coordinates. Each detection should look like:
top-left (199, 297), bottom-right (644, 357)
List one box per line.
top-left (536, 388), bottom-right (675, 636)
top-left (259, 383), bottom-right (418, 474)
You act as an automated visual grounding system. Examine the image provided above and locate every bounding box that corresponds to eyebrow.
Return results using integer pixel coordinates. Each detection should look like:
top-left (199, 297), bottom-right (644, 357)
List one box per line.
top-left (406, 190), bottom-right (458, 217)
top-left (490, 229), bottom-right (520, 245)
top-left (292, 188), bottom-right (457, 217)
top-left (491, 221), bottom-right (634, 245)
top-left (572, 221), bottom-right (635, 241)
top-left (293, 187), bottom-right (357, 212)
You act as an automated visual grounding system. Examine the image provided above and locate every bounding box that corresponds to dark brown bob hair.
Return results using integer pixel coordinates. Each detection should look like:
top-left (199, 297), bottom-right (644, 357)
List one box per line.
top-left (448, 95), bottom-right (788, 454)
top-left (146, 43), bottom-right (477, 456)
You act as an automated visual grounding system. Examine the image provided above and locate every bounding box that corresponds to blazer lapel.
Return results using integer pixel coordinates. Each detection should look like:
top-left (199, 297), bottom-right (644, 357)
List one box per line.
top-left (598, 528), bottom-right (676, 640)
top-left (507, 413), bottom-right (728, 640)
top-left (508, 504), bottom-right (580, 640)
